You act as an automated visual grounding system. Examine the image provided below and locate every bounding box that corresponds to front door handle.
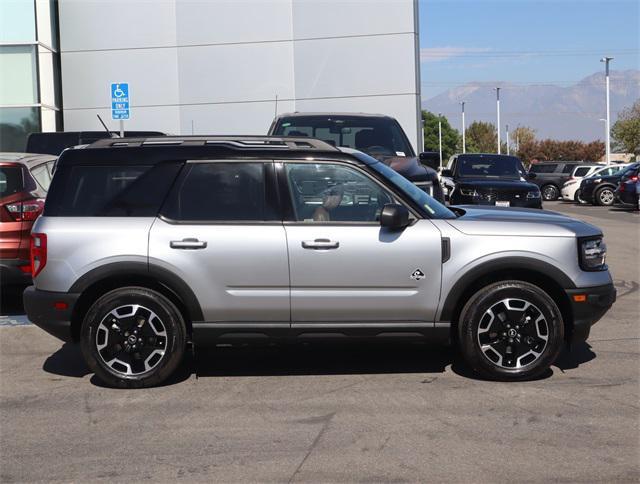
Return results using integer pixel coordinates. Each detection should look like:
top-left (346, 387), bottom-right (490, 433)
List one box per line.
top-left (170, 238), bottom-right (207, 250)
top-left (302, 238), bottom-right (339, 250)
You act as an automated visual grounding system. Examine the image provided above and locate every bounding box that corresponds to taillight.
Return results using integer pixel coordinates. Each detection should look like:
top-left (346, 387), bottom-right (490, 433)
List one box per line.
top-left (5, 199), bottom-right (44, 222)
top-left (30, 233), bottom-right (47, 278)
top-left (630, 175), bottom-right (639, 183)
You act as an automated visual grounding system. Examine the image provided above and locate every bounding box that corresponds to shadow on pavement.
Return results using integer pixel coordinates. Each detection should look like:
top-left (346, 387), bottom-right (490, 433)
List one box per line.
top-left (0, 285), bottom-right (27, 316)
top-left (41, 340), bottom-right (598, 387)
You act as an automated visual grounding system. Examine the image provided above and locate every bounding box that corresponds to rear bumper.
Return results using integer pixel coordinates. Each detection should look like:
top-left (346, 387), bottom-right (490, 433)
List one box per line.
top-left (23, 286), bottom-right (80, 342)
top-left (566, 283), bottom-right (616, 344)
top-left (0, 259), bottom-right (32, 286)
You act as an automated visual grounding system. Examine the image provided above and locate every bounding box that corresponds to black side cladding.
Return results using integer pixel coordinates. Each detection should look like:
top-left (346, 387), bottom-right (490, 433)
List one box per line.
top-left (44, 161), bottom-right (184, 217)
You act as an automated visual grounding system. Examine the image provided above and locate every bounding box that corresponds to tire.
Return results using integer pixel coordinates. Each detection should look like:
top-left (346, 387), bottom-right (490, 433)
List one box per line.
top-left (595, 186), bottom-right (615, 206)
top-left (574, 189), bottom-right (586, 204)
top-left (81, 287), bottom-right (187, 388)
top-left (458, 280), bottom-right (564, 381)
top-left (541, 184), bottom-right (559, 201)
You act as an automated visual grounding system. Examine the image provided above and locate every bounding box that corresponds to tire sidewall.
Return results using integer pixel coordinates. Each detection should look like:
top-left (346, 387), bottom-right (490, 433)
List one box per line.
top-left (81, 287), bottom-right (186, 388)
top-left (458, 281), bottom-right (564, 380)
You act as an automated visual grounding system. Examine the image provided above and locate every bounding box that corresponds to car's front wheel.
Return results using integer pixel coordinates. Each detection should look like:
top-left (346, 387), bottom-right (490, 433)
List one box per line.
top-left (574, 189), bottom-right (586, 204)
top-left (81, 287), bottom-right (187, 388)
top-left (458, 281), bottom-right (564, 380)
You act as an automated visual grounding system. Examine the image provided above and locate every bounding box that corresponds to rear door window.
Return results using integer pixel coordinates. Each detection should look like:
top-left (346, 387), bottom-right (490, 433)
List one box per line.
top-left (562, 164), bottom-right (577, 173)
top-left (161, 162), bottom-right (278, 222)
top-left (44, 162), bottom-right (182, 216)
top-left (0, 166), bottom-right (23, 197)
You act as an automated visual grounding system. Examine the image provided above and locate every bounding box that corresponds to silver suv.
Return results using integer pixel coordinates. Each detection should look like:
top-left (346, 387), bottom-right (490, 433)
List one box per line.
top-left (24, 136), bottom-right (616, 388)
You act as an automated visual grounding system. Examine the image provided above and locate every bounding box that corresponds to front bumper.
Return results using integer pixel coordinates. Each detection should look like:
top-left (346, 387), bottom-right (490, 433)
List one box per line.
top-left (0, 259), bottom-right (32, 286)
top-left (450, 194), bottom-right (542, 209)
top-left (566, 283), bottom-right (616, 344)
top-left (23, 286), bottom-right (80, 342)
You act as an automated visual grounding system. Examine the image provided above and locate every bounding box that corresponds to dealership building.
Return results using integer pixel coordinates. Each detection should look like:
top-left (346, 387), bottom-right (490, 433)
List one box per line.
top-left (1, 0), bottom-right (422, 153)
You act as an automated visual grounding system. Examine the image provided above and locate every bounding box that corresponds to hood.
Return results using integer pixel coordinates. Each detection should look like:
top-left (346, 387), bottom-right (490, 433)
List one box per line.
top-left (456, 178), bottom-right (537, 191)
top-left (446, 205), bottom-right (602, 237)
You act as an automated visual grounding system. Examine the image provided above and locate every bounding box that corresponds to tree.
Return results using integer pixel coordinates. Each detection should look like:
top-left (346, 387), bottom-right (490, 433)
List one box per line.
top-left (511, 126), bottom-right (536, 150)
top-left (612, 100), bottom-right (640, 155)
top-left (422, 110), bottom-right (460, 162)
top-left (517, 139), bottom-right (605, 165)
top-left (466, 121), bottom-right (497, 153)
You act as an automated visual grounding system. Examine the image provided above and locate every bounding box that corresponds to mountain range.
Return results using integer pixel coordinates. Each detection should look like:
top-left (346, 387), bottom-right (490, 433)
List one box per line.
top-left (422, 70), bottom-right (639, 142)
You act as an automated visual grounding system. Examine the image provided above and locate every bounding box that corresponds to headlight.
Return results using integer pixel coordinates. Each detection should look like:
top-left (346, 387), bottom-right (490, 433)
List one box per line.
top-left (526, 190), bottom-right (541, 198)
top-left (579, 237), bottom-right (607, 271)
top-left (460, 187), bottom-right (478, 196)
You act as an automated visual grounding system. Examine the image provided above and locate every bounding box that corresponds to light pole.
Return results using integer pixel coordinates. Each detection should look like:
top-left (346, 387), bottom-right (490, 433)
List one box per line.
top-left (438, 113), bottom-right (443, 170)
top-left (460, 101), bottom-right (466, 153)
top-left (599, 118), bottom-right (608, 161)
top-left (506, 124), bottom-right (510, 155)
top-left (495, 87), bottom-right (501, 154)
top-left (601, 57), bottom-right (613, 165)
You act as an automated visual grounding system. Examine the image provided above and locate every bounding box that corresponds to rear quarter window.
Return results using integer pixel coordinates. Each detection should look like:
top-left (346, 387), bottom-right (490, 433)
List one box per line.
top-left (44, 162), bottom-right (182, 216)
top-left (573, 167), bottom-right (592, 177)
top-left (530, 164), bottom-right (557, 173)
top-left (0, 166), bottom-right (23, 197)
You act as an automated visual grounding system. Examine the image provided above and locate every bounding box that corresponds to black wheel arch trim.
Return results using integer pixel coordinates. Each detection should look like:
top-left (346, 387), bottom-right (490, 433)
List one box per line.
top-left (438, 256), bottom-right (575, 323)
top-left (69, 261), bottom-right (204, 322)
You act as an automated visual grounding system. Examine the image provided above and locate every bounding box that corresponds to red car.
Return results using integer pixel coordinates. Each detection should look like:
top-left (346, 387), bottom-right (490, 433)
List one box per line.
top-left (1, 153), bottom-right (57, 287)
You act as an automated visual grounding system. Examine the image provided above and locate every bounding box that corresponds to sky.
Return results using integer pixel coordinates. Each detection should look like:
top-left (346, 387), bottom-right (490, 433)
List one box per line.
top-left (418, 0), bottom-right (640, 100)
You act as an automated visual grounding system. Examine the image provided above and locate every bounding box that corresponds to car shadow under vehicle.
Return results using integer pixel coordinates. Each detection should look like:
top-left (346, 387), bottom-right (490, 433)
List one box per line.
top-left (41, 339), bottom-right (598, 387)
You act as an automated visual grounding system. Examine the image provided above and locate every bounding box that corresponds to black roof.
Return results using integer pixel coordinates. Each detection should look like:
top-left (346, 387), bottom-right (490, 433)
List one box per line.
top-left (57, 136), bottom-right (362, 167)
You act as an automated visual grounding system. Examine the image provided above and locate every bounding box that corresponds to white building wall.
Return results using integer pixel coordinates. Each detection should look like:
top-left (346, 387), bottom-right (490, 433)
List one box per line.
top-left (59, 0), bottom-right (422, 152)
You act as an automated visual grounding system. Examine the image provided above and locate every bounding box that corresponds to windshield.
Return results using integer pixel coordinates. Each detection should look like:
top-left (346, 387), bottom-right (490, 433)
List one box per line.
top-left (273, 116), bottom-right (415, 159)
top-left (366, 159), bottom-right (456, 219)
top-left (457, 155), bottom-right (525, 179)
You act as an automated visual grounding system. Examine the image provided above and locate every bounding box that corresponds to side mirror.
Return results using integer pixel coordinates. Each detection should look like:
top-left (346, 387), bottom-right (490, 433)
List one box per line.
top-left (441, 169), bottom-right (453, 178)
top-left (419, 152), bottom-right (440, 171)
top-left (380, 204), bottom-right (410, 230)
top-left (526, 172), bottom-right (537, 180)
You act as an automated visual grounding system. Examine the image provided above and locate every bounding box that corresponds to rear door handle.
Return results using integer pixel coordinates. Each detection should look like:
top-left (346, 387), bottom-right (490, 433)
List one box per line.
top-left (302, 238), bottom-right (340, 250)
top-left (170, 238), bottom-right (207, 250)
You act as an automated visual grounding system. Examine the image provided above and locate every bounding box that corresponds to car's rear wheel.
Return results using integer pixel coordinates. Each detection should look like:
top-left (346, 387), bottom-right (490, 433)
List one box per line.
top-left (81, 287), bottom-right (187, 388)
top-left (541, 184), bottom-right (559, 201)
top-left (574, 189), bottom-right (586, 204)
top-left (595, 186), bottom-right (615, 206)
top-left (458, 281), bottom-right (563, 380)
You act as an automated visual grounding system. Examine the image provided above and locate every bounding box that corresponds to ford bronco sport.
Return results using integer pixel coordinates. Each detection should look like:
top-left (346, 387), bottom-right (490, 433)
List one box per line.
top-left (24, 136), bottom-right (615, 388)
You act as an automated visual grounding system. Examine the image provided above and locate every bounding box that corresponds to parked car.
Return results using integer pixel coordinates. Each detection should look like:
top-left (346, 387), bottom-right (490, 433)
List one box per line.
top-left (23, 136), bottom-right (615, 388)
top-left (1, 153), bottom-right (56, 286)
top-left (442, 153), bottom-right (541, 208)
top-left (529, 161), bottom-right (585, 201)
top-left (560, 164), bottom-right (603, 202)
top-left (580, 162), bottom-right (640, 206)
top-left (268, 113), bottom-right (444, 202)
top-left (614, 164), bottom-right (640, 209)
top-left (566, 164), bottom-right (629, 204)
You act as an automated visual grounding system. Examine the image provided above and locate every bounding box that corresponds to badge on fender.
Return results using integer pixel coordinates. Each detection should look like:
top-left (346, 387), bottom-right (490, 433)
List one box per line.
top-left (410, 269), bottom-right (425, 280)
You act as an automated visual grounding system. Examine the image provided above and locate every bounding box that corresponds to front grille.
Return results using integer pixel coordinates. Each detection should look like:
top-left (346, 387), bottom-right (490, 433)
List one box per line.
top-left (478, 188), bottom-right (527, 202)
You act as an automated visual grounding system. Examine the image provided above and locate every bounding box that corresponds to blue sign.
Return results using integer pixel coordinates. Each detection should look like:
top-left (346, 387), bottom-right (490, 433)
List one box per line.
top-left (111, 83), bottom-right (130, 120)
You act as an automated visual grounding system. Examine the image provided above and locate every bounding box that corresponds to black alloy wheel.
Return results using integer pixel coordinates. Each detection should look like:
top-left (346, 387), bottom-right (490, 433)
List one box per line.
top-left (458, 280), bottom-right (564, 380)
top-left (81, 287), bottom-right (186, 388)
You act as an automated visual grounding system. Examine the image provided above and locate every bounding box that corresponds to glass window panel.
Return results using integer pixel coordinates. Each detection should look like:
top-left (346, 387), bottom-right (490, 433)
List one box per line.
top-left (0, 0), bottom-right (36, 43)
top-left (0, 45), bottom-right (38, 105)
top-left (0, 107), bottom-right (41, 152)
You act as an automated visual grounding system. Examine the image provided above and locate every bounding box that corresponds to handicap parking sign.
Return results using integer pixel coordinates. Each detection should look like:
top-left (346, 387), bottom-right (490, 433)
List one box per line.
top-left (111, 83), bottom-right (130, 120)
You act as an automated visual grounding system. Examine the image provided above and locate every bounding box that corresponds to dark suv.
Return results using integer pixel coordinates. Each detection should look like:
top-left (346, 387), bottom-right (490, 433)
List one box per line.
top-left (268, 113), bottom-right (444, 202)
top-left (443, 154), bottom-right (541, 208)
top-left (1, 153), bottom-right (56, 286)
top-left (581, 162), bottom-right (640, 206)
top-left (529, 161), bottom-right (584, 201)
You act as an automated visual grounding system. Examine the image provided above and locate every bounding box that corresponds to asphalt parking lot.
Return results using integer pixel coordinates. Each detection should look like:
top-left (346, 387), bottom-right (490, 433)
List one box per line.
top-left (0, 201), bottom-right (638, 483)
